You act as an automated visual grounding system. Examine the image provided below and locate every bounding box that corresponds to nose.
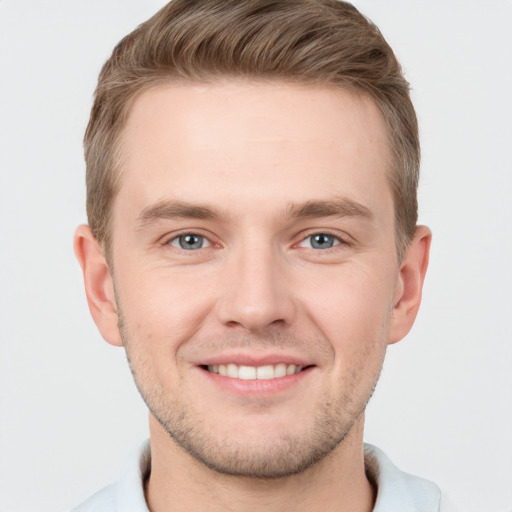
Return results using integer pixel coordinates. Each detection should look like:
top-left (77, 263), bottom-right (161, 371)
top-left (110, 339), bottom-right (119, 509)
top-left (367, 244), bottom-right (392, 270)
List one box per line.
top-left (215, 242), bottom-right (296, 333)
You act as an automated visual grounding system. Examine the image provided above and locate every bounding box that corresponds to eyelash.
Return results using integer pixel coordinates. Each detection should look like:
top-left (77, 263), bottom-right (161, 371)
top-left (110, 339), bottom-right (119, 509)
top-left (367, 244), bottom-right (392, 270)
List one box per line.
top-left (298, 232), bottom-right (343, 251)
top-left (165, 232), bottom-right (212, 251)
top-left (163, 231), bottom-right (349, 253)
top-left (296, 232), bottom-right (348, 251)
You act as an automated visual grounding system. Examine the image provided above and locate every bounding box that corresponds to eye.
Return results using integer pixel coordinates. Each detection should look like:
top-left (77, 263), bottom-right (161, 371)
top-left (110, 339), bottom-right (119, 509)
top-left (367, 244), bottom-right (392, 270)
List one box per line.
top-left (169, 233), bottom-right (211, 250)
top-left (299, 233), bottom-right (340, 250)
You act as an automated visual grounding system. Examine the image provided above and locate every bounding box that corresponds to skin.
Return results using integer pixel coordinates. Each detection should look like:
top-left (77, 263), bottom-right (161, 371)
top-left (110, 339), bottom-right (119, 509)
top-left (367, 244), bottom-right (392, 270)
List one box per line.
top-left (75, 81), bottom-right (431, 512)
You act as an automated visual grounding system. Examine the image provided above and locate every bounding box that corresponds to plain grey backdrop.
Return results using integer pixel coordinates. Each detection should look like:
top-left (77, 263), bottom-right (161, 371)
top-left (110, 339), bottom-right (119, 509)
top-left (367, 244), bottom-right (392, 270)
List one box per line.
top-left (1, 1), bottom-right (511, 511)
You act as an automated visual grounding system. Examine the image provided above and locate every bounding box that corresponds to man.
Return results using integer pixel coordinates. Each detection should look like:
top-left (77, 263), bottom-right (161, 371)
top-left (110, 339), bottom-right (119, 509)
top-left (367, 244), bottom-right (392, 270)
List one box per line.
top-left (72, 0), bottom-right (441, 510)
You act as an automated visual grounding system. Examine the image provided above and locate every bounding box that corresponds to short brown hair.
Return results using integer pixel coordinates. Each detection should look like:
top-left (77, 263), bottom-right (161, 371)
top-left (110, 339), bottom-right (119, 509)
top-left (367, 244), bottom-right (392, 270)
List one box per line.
top-left (85, 0), bottom-right (419, 260)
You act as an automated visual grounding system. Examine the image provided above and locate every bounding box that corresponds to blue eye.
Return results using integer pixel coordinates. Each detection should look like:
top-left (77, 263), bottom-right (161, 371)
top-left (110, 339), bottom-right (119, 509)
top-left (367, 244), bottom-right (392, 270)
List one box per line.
top-left (300, 233), bottom-right (340, 249)
top-left (170, 234), bottom-right (210, 250)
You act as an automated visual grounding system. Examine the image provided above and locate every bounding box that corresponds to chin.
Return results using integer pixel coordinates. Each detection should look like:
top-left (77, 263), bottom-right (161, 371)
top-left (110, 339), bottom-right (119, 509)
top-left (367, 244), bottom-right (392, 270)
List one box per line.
top-left (151, 400), bottom-right (360, 479)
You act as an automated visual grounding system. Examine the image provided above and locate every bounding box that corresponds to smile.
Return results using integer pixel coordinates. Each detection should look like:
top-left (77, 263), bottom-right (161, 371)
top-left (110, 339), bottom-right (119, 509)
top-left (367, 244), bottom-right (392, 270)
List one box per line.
top-left (206, 363), bottom-right (304, 380)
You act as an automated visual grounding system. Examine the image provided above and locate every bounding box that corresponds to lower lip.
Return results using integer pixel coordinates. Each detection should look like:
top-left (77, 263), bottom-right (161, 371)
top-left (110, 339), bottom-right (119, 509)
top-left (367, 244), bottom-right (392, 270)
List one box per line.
top-left (198, 366), bottom-right (314, 396)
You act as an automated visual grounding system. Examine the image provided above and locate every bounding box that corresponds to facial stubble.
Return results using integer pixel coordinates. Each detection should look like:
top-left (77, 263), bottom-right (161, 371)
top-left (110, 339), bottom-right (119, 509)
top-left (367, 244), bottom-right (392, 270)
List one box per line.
top-left (117, 300), bottom-right (388, 480)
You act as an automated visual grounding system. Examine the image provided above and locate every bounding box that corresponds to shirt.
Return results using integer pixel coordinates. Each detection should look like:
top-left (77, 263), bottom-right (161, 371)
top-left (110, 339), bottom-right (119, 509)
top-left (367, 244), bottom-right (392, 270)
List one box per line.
top-left (71, 440), bottom-right (452, 511)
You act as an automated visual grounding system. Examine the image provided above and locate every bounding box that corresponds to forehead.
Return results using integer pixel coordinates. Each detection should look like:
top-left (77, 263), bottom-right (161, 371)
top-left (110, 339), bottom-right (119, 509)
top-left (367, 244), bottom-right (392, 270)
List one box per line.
top-left (116, 81), bottom-right (393, 221)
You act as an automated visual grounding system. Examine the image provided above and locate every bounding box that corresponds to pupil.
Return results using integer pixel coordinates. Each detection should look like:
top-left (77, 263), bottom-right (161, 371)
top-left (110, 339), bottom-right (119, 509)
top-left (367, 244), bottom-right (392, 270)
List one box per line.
top-left (312, 234), bottom-right (333, 249)
top-left (180, 234), bottom-right (202, 250)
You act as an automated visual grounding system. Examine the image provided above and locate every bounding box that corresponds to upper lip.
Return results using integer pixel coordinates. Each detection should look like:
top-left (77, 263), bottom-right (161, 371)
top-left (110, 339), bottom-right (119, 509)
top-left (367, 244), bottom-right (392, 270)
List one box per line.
top-left (197, 352), bottom-right (314, 368)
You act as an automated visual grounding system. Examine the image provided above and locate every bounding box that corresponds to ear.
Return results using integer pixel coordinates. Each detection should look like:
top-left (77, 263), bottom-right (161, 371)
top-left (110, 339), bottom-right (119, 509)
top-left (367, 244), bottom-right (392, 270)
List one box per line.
top-left (73, 225), bottom-right (123, 347)
top-left (388, 225), bottom-right (432, 345)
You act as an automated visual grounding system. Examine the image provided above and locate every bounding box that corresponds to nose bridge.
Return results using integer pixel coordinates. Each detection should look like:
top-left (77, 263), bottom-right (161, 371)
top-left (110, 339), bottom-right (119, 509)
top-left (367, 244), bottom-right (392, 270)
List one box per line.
top-left (216, 236), bottom-right (294, 331)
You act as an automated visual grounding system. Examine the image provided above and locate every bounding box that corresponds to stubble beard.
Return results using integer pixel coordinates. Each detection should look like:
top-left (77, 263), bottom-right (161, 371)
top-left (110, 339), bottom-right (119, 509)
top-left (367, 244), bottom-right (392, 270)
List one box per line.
top-left (150, 385), bottom-right (374, 479)
top-left (118, 313), bottom-right (386, 479)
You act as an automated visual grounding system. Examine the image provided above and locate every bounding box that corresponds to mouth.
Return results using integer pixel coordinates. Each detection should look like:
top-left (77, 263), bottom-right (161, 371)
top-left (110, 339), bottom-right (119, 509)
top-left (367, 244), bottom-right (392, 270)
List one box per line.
top-left (201, 363), bottom-right (311, 380)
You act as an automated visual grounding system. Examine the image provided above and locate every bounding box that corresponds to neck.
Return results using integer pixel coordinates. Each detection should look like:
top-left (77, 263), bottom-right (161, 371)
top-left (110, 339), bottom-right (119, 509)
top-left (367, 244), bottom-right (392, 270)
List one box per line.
top-left (145, 414), bottom-right (375, 512)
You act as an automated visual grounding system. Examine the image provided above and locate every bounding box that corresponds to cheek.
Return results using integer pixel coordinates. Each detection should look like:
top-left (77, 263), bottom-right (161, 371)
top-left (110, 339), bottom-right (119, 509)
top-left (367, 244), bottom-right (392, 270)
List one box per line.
top-left (298, 262), bottom-right (396, 349)
top-left (114, 263), bottom-right (217, 354)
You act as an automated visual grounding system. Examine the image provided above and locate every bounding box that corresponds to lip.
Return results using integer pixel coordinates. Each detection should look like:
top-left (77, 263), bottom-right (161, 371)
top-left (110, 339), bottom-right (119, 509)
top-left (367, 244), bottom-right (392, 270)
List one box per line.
top-left (198, 352), bottom-right (312, 368)
top-left (195, 361), bottom-right (315, 397)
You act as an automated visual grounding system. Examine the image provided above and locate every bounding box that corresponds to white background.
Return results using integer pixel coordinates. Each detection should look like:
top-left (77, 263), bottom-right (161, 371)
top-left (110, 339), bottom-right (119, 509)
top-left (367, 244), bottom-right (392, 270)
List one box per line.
top-left (0, 1), bottom-right (511, 511)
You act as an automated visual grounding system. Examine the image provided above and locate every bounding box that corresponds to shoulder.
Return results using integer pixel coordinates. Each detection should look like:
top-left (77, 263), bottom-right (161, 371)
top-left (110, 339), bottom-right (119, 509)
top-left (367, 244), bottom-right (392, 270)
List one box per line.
top-left (364, 443), bottom-right (449, 512)
top-left (69, 484), bottom-right (117, 512)
top-left (69, 440), bottom-right (151, 512)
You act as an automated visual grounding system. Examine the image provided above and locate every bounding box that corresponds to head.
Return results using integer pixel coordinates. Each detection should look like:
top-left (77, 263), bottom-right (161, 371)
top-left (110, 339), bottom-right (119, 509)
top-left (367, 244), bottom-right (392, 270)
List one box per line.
top-left (75, 0), bottom-right (430, 479)
top-left (84, 0), bottom-right (419, 263)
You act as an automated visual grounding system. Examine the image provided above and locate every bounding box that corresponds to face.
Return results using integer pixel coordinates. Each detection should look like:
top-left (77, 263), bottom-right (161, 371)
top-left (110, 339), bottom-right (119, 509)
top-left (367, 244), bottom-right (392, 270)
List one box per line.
top-left (107, 82), bottom-right (403, 477)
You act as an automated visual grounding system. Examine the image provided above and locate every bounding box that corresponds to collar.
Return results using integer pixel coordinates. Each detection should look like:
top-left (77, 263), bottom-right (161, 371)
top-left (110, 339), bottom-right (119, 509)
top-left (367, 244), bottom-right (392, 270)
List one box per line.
top-left (72, 440), bottom-right (441, 511)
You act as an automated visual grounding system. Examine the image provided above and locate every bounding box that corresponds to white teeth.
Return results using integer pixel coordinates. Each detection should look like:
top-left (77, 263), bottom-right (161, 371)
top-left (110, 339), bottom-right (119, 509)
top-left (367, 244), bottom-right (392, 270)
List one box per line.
top-left (226, 363), bottom-right (239, 378)
top-left (256, 365), bottom-right (274, 380)
top-left (286, 364), bottom-right (296, 376)
top-left (208, 363), bottom-right (304, 380)
top-left (274, 363), bottom-right (287, 378)
top-left (239, 365), bottom-right (257, 380)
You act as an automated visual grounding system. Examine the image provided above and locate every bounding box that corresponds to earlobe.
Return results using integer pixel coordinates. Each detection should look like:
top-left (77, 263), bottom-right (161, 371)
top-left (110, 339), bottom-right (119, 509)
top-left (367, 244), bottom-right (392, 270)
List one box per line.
top-left (388, 225), bottom-right (432, 345)
top-left (73, 225), bottom-right (123, 347)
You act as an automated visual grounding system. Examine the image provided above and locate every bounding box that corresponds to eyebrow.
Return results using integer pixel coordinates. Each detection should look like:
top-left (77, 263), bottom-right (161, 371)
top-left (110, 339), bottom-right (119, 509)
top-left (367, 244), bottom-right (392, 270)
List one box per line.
top-left (136, 196), bottom-right (373, 230)
top-left (137, 200), bottom-right (227, 230)
top-left (285, 197), bottom-right (374, 221)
